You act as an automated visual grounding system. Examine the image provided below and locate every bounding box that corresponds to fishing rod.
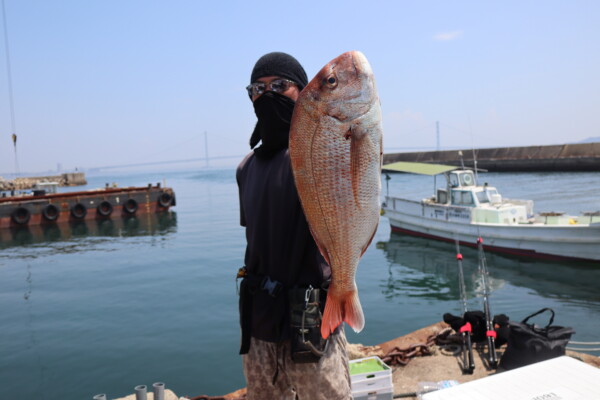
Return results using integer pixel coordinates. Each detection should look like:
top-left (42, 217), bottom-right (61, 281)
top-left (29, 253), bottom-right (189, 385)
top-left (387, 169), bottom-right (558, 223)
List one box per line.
top-left (454, 239), bottom-right (475, 374)
top-left (477, 236), bottom-right (498, 368)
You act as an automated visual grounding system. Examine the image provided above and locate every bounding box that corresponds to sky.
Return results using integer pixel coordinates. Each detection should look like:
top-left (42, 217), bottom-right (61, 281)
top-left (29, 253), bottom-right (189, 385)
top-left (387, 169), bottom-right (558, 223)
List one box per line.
top-left (1, 0), bottom-right (599, 175)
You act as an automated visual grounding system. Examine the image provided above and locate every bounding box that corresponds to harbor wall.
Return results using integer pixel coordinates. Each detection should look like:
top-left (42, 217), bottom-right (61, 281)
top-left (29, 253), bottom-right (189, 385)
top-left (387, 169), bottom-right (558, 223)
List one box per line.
top-left (0, 172), bottom-right (87, 190)
top-left (383, 142), bottom-right (600, 172)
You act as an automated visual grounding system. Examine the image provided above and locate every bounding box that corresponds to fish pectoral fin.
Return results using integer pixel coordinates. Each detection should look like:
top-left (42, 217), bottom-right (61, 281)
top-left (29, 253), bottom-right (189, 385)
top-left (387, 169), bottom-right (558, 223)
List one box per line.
top-left (349, 121), bottom-right (369, 140)
top-left (350, 127), bottom-right (371, 204)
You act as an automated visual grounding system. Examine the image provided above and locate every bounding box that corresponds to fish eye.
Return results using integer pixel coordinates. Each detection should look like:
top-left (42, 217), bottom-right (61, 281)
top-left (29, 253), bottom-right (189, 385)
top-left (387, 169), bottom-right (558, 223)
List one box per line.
top-left (324, 74), bottom-right (338, 88)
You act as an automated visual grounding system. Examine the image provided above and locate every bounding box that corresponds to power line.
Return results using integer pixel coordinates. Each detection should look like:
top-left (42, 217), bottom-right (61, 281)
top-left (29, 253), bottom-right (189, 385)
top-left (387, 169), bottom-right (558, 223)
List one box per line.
top-left (1, 0), bottom-right (15, 136)
top-left (2, 0), bottom-right (19, 176)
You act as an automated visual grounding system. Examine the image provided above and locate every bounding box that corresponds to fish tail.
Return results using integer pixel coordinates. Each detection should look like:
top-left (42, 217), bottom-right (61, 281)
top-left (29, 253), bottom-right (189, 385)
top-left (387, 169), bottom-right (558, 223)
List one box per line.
top-left (320, 288), bottom-right (365, 339)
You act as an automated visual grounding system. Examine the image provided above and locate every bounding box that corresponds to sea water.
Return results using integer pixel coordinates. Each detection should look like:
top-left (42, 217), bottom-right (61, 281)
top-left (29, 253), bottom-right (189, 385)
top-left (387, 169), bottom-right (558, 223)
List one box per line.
top-left (1, 168), bottom-right (599, 399)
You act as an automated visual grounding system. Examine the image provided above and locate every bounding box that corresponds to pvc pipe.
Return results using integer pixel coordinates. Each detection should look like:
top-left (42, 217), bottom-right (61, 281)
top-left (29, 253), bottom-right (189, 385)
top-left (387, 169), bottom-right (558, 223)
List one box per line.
top-left (134, 385), bottom-right (147, 400)
top-left (93, 395), bottom-right (107, 400)
top-left (153, 382), bottom-right (165, 400)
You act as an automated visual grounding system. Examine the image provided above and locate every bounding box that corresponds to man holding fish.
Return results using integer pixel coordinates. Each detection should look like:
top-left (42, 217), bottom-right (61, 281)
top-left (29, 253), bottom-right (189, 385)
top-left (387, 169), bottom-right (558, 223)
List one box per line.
top-left (237, 50), bottom-right (382, 399)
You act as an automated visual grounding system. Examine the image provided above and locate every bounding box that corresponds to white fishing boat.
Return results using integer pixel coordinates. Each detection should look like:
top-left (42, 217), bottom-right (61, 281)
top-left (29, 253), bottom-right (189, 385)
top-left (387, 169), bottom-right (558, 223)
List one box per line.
top-left (381, 162), bottom-right (600, 262)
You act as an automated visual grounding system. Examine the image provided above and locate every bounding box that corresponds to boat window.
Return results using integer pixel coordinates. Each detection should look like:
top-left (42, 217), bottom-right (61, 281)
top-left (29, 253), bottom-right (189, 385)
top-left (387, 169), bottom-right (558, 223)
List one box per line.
top-left (460, 172), bottom-right (475, 186)
top-left (437, 189), bottom-right (448, 204)
top-left (449, 173), bottom-right (459, 187)
top-left (452, 190), bottom-right (460, 204)
top-left (476, 191), bottom-right (489, 203)
top-left (461, 191), bottom-right (474, 205)
top-left (452, 190), bottom-right (475, 206)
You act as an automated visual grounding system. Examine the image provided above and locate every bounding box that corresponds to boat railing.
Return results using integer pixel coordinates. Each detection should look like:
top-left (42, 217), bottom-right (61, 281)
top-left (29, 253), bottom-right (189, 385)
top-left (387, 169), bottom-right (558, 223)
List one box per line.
top-left (384, 196), bottom-right (422, 212)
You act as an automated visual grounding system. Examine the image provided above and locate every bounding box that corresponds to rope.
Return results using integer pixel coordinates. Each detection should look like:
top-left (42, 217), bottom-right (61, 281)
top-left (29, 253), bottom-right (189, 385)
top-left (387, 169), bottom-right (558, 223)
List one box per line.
top-left (567, 340), bottom-right (600, 352)
top-left (381, 328), bottom-right (457, 367)
top-left (567, 347), bottom-right (600, 352)
top-left (569, 341), bottom-right (600, 345)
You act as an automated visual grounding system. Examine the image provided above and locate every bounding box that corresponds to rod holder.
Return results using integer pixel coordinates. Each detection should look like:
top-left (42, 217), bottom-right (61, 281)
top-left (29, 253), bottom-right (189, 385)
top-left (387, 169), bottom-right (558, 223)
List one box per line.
top-left (153, 382), bottom-right (165, 400)
top-left (93, 395), bottom-right (107, 400)
top-left (135, 385), bottom-right (147, 400)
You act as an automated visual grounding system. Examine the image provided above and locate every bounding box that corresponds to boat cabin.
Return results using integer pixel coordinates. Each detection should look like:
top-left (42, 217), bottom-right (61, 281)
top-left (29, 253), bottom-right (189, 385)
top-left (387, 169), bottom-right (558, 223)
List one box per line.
top-left (435, 170), bottom-right (502, 207)
top-left (32, 181), bottom-right (59, 196)
top-left (381, 161), bottom-right (532, 225)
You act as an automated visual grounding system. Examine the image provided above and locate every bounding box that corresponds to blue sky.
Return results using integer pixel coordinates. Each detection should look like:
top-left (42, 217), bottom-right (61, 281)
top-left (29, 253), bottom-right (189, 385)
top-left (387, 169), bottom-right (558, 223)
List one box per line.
top-left (1, 0), bottom-right (599, 174)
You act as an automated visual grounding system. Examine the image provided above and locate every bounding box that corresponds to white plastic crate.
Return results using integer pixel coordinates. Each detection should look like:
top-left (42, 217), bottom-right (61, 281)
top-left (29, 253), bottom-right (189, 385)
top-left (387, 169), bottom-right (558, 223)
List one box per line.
top-left (353, 387), bottom-right (393, 400)
top-left (350, 356), bottom-right (393, 399)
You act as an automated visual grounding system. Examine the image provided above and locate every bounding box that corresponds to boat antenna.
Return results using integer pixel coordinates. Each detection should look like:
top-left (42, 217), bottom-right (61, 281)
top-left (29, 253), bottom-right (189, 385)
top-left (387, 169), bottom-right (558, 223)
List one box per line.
top-left (469, 118), bottom-right (478, 184)
top-left (458, 150), bottom-right (465, 170)
top-left (2, 0), bottom-right (19, 176)
top-left (472, 148), bottom-right (479, 184)
top-left (454, 239), bottom-right (475, 374)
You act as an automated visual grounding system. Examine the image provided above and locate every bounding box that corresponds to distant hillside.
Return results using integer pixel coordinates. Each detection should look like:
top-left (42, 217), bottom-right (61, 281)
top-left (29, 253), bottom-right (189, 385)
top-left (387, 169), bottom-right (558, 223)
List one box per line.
top-left (579, 137), bottom-right (600, 143)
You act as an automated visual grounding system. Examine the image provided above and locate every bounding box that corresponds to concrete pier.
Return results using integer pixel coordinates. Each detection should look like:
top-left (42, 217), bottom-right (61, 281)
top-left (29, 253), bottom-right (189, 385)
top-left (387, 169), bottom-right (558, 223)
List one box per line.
top-left (0, 172), bottom-right (86, 190)
top-left (383, 142), bottom-right (600, 172)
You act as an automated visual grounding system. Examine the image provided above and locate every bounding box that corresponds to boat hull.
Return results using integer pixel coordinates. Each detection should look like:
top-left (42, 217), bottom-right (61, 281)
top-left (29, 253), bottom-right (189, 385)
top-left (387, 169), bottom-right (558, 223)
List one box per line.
top-left (0, 185), bottom-right (175, 229)
top-left (383, 197), bottom-right (600, 262)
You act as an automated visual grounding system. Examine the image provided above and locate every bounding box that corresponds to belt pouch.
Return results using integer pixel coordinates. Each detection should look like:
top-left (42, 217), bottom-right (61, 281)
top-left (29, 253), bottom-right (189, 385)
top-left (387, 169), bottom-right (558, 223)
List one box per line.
top-left (289, 286), bottom-right (328, 363)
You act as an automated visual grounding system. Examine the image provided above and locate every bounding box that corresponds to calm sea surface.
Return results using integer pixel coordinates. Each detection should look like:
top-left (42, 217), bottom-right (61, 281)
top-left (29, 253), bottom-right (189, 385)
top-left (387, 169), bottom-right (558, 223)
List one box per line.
top-left (1, 168), bottom-right (599, 399)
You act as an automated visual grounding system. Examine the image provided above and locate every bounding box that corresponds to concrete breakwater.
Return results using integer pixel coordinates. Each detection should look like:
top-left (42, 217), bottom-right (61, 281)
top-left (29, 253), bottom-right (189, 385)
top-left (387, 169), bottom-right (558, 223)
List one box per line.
top-left (0, 172), bottom-right (87, 191)
top-left (383, 142), bottom-right (600, 172)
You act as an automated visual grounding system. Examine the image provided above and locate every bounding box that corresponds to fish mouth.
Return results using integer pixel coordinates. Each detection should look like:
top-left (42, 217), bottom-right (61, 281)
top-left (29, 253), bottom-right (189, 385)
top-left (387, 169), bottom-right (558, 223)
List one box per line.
top-left (350, 51), bottom-right (373, 77)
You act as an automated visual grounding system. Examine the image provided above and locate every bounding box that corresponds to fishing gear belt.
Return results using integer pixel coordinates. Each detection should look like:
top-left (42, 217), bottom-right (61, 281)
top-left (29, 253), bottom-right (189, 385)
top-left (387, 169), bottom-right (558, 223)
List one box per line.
top-left (288, 285), bottom-right (328, 363)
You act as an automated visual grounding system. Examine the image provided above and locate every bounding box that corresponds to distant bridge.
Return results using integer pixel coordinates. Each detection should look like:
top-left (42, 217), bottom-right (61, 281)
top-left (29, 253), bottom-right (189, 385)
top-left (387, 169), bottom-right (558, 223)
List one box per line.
top-left (87, 155), bottom-right (244, 172)
top-left (87, 142), bottom-right (600, 173)
top-left (86, 146), bottom-right (447, 172)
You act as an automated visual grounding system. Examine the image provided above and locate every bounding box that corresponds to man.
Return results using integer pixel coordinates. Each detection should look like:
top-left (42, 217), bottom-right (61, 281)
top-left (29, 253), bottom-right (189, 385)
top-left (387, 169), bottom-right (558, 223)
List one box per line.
top-left (236, 52), bottom-right (352, 400)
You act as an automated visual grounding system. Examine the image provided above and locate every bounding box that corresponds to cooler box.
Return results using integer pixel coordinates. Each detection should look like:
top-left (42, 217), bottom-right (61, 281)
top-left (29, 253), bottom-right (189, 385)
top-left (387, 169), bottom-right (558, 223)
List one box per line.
top-left (422, 356), bottom-right (600, 400)
top-left (349, 356), bottom-right (393, 400)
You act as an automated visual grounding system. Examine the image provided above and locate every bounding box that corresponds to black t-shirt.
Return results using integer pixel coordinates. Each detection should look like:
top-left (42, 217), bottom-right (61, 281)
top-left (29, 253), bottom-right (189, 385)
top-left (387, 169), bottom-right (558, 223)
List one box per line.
top-left (236, 149), bottom-right (330, 342)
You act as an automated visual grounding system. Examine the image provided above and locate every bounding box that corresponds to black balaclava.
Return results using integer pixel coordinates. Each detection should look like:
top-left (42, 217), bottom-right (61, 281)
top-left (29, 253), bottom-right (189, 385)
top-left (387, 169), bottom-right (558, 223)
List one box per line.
top-left (249, 52), bottom-right (308, 159)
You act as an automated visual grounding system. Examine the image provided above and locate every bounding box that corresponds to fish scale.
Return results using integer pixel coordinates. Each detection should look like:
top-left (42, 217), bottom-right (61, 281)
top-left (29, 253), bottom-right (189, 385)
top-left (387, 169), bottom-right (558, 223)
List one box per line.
top-left (290, 51), bottom-right (383, 339)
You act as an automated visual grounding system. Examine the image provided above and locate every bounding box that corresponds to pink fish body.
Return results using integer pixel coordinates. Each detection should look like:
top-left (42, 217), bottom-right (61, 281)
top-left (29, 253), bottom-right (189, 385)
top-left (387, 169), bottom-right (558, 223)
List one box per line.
top-left (289, 51), bottom-right (383, 338)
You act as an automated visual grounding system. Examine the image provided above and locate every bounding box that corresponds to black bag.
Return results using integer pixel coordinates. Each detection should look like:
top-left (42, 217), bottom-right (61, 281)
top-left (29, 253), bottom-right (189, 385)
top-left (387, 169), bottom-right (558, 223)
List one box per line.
top-left (289, 285), bottom-right (328, 363)
top-left (499, 308), bottom-right (575, 370)
top-left (444, 311), bottom-right (487, 342)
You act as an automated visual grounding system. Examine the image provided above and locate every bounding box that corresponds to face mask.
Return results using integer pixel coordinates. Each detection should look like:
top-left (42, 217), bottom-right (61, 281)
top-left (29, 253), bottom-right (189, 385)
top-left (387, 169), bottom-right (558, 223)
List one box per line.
top-left (249, 91), bottom-right (296, 158)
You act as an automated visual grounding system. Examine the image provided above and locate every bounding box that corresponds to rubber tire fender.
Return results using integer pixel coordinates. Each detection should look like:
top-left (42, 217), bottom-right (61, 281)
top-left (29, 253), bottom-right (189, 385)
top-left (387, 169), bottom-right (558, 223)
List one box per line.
top-left (71, 203), bottom-right (87, 219)
top-left (12, 207), bottom-right (31, 225)
top-left (158, 192), bottom-right (172, 208)
top-left (123, 198), bottom-right (138, 214)
top-left (97, 201), bottom-right (113, 217)
top-left (42, 204), bottom-right (60, 222)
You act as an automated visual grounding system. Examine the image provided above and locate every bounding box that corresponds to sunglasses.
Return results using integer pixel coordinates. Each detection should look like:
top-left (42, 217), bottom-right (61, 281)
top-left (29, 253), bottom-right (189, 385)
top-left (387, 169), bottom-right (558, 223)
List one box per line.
top-left (246, 78), bottom-right (297, 97)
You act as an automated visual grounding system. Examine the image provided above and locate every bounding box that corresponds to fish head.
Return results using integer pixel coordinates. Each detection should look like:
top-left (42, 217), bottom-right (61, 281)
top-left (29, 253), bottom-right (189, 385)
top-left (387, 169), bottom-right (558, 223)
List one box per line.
top-left (300, 51), bottom-right (378, 123)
